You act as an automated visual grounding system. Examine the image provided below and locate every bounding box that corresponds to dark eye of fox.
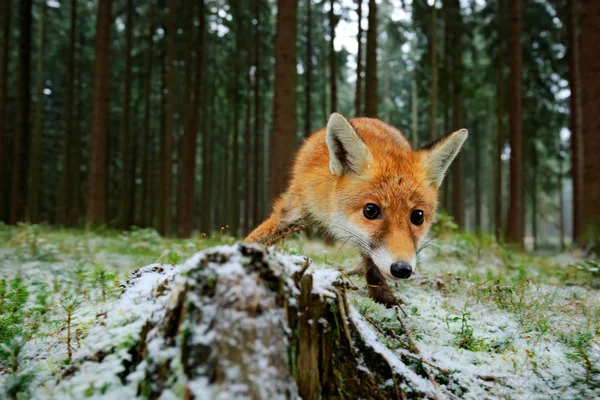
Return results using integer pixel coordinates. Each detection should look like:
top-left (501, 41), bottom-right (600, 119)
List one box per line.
top-left (410, 210), bottom-right (424, 226)
top-left (363, 203), bottom-right (381, 220)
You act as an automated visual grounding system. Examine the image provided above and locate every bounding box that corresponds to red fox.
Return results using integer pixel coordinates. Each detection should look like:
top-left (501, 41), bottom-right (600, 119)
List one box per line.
top-left (246, 113), bottom-right (467, 306)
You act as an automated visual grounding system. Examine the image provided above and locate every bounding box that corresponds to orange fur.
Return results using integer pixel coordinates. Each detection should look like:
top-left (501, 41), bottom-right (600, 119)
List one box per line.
top-left (246, 114), bottom-right (466, 286)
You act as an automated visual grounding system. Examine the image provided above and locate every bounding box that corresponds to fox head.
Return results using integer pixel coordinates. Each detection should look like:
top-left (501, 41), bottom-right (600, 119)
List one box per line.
top-left (324, 113), bottom-right (468, 280)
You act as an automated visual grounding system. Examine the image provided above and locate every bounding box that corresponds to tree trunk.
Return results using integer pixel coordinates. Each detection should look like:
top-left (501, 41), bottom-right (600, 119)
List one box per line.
top-left (449, 0), bottom-right (465, 229)
top-left (305, 0), bottom-right (312, 136)
top-left (567, 0), bottom-right (583, 244)
top-left (229, 2), bottom-right (242, 237)
top-left (442, 4), bottom-right (451, 212)
top-left (329, 0), bottom-right (337, 113)
top-left (59, 0), bottom-right (77, 226)
top-left (178, 0), bottom-right (205, 237)
top-left (0, 0), bottom-right (12, 222)
top-left (243, 56), bottom-right (252, 235)
top-left (506, 0), bottom-right (524, 245)
top-left (253, 0), bottom-right (262, 232)
top-left (140, 2), bottom-right (155, 228)
top-left (160, 0), bottom-right (176, 236)
top-left (9, 0), bottom-right (33, 224)
top-left (86, 0), bottom-right (112, 227)
top-left (429, 2), bottom-right (438, 141)
top-left (270, 0), bottom-right (297, 204)
top-left (474, 119), bottom-right (482, 232)
top-left (364, 0), bottom-right (377, 118)
top-left (59, 244), bottom-right (437, 399)
top-left (118, 0), bottom-right (134, 230)
top-left (580, 0), bottom-right (600, 246)
top-left (494, 70), bottom-right (504, 238)
top-left (558, 150), bottom-right (565, 251)
top-left (411, 72), bottom-right (418, 149)
top-left (355, 0), bottom-right (363, 117)
top-left (27, 1), bottom-right (45, 224)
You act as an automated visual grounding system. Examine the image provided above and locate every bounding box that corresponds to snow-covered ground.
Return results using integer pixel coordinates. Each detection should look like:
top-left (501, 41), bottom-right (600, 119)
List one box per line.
top-left (0, 224), bottom-right (598, 399)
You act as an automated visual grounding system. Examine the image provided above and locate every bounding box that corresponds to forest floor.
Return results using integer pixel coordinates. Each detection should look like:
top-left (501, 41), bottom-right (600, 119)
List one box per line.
top-left (0, 222), bottom-right (599, 399)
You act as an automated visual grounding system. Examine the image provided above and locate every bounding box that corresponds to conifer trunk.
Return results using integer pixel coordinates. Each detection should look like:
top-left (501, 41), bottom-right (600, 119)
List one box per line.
top-left (354, 0), bottom-right (363, 117)
top-left (329, 0), bottom-right (337, 113)
top-left (161, 0), bottom-right (176, 236)
top-left (27, 2), bottom-right (45, 224)
top-left (270, 0), bottom-right (297, 204)
top-left (567, 0), bottom-right (583, 243)
top-left (429, 2), bottom-right (438, 141)
top-left (449, 0), bottom-right (465, 229)
top-left (0, 0), bottom-right (11, 222)
top-left (86, 0), bottom-right (112, 227)
top-left (118, 0), bottom-right (134, 230)
top-left (59, 0), bottom-right (77, 226)
top-left (364, 0), bottom-right (377, 118)
top-left (178, 0), bottom-right (205, 237)
top-left (9, 0), bottom-right (33, 224)
top-left (253, 0), bottom-right (262, 230)
top-left (305, 0), bottom-right (312, 136)
top-left (580, 0), bottom-right (600, 244)
top-left (140, 2), bottom-right (155, 228)
top-left (506, 0), bottom-right (524, 245)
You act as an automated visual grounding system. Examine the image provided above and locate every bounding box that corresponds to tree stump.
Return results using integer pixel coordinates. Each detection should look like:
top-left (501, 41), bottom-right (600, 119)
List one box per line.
top-left (57, 244), bottom-right (435, 399)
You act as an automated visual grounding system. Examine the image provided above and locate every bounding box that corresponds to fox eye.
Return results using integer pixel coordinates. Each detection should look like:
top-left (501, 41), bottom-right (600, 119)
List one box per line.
top-left (410, 210), bottom-right (424, 226)
top-left (363, 203), bottom-right (381, 220)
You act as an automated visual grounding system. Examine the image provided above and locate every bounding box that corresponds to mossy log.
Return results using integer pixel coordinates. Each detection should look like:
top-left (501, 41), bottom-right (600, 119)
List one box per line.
top-left (59, 244), bottom-right (434, 399)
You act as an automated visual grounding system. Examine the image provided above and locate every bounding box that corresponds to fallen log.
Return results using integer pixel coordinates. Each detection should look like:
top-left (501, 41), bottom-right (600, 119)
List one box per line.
top-left (56, 243), bottom-right (436, 399)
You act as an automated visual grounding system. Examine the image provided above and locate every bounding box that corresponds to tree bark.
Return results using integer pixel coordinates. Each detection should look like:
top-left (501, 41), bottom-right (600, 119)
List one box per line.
top-left (305, 0), bottom-right (312, 136)
top-left (449, 0), bottom-right (465, 229)
top-left (243, 50), bottom-right (252, 235)
top-left (253, 0), bottom-right (262, 232)
top-left (270, 0), bottom-right (297, 204)
top-left (429, 2), bottom-right (438, 141)
top-left (140, 2), bottom-right (155, 228)
top-left (355, 0), bottom-right (363, 117)
top-left (27, 1), bottom-right (45, 224)
top-left (178, 0), bottom-right (205, 237)
top-left (60, 244), bottom-right (436, 399)
top-left (118, 0), bottom-right (134, 230)
top-left (0, 0), bottom-right (11, 222)
top-left (59, 0), bottom-right (77, 226)
top-left (160, 0), bottom-right (176, 236)
top-left (506, 0), bottom-right (524, 245)
top-left (364, 0), bottom-right (378, 118)
top-left (411, 72), bottom-right (418, 149)
top-left (568, 0), bottom-right (583, 244)
top-left (86, 0), bottom-right (112, 227)
top-left (9, 0), bottom-right (33, 224)
top-left (494, 0), bottom-right (506, 239)
top-left (329, 0), bottom-right (337, 113)
top-left (580, 0), bottom-right (600, 246)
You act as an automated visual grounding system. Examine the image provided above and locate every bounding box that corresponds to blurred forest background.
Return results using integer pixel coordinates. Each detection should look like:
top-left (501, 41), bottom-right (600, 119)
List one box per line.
top-left (0, 0), bottom-right (598, 250)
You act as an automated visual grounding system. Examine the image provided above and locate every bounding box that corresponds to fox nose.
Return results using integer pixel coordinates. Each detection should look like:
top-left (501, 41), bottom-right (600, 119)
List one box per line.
top-left (390, 262), bottom-right (413, 279)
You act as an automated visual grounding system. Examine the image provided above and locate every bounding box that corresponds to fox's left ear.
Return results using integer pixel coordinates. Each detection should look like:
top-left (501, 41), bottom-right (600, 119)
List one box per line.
top-left (419, 129), bottom-right (468, 187)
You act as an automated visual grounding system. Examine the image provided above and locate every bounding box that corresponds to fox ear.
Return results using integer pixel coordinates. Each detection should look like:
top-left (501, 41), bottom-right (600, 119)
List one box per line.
top-left (419, 129), bottom-right (468, 187)
top-left (326, 113), bottom-right (372, 176)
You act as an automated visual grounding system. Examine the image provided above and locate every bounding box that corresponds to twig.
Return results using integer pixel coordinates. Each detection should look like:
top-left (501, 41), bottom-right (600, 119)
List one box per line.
top-left (334, 288), bottom-right (353, 354)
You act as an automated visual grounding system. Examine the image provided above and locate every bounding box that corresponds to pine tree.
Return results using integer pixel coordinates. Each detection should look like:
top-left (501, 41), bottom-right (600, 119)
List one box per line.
top-left (270, 0), bottom-right (297, 204)
top-left (364, 0), bottom-right (377, 118)
top-left (86, 0), bottom-right (113, 227)
top-left (506, 0), bottom-right (524, 244)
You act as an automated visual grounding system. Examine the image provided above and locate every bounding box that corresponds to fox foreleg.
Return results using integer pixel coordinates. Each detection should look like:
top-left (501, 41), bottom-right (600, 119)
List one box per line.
top-left (245, 192), bottom-right (306, 245)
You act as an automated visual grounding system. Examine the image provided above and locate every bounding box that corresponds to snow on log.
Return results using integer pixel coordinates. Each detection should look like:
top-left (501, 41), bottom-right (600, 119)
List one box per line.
top-left (55, 243), bottom-right (436, 399)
